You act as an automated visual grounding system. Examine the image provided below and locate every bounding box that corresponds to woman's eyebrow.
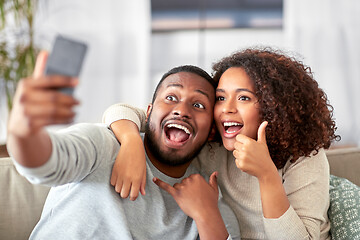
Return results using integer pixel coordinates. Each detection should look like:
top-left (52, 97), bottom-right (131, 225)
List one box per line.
top-left (216, 88), bottom-right (255, 95)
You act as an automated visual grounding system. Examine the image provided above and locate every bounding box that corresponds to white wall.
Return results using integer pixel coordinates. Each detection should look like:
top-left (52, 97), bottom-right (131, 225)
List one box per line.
top-left (34, 0), bottom-right (151, 122)
top-left (149, 28), bottom-right (284, 91)
top-left (149, 21), bottom-right (359, 147)
top-left (0, 0), bottom-right (151, 144)
top-left (283, 0), bottom-right (360, 146)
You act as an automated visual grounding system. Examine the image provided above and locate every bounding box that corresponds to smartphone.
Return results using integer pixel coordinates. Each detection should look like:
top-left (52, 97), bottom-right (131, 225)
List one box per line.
top-left (45, 35), bottom-right (88, 95)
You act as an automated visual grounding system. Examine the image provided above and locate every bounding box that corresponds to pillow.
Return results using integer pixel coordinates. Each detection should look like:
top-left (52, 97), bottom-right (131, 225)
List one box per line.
top-left (328, 175), bottom-right (360, 240)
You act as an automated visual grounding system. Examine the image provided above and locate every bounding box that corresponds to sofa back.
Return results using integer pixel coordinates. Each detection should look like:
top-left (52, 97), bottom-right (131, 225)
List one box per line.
top-left (326, 147), bottom-right (360, 186)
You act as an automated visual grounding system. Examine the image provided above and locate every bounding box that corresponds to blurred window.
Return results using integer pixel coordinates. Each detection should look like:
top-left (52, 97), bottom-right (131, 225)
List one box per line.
top-left (151, 0), bottom-right (283, 31)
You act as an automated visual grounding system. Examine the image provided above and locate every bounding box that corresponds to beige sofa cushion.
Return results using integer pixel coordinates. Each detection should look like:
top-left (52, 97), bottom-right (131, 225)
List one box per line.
top-left (0, 157), bottom-right (50, 240)
top-left (326, 147), bottom-right (360, 186)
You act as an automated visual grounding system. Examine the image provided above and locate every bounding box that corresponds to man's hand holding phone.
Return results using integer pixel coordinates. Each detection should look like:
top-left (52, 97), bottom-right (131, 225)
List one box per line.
top-left (8, 51), bottom-right (80, 138)
top-left (7, 36), bottom-right (87, 167)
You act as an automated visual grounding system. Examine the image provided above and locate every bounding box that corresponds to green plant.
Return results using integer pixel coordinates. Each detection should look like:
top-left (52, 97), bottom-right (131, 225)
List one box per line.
top-left (0, 0), bottom-right (38, 111)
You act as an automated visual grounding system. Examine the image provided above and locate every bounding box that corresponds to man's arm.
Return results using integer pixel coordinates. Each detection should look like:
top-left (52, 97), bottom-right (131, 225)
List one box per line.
top-left (7, 51), bottom-right (79, 167)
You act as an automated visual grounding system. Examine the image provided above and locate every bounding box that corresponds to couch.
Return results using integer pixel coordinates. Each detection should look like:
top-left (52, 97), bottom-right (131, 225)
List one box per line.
top-left (1, 147), bottom-right (359, 240)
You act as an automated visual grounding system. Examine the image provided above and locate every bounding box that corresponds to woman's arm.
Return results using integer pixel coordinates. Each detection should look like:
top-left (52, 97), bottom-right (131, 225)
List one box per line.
top-left (102, 103), bottom-right (147, 132)
top-left (260, 150), bottom-right (330, 239)
top-left (233, 122), bottom-right (290, 218)
top-left (234, 122), bottom-right (329, 239)
top-left (109, 120), bottom-right (146, 200)
top-left (102, 103), bottom-right (147, 200)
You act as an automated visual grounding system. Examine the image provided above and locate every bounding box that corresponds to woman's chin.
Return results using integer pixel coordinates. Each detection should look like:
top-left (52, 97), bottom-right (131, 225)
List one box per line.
top-left (222, 139), bottom-right (235, 151)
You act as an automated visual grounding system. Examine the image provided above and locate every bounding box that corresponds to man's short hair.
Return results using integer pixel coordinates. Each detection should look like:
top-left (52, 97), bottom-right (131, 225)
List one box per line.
top-left (151, 65), bottom-right (216, 104)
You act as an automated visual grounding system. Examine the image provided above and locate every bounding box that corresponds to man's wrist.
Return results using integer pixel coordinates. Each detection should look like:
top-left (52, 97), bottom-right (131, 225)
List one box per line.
top-left (195, 208), bottom-right (229, 240)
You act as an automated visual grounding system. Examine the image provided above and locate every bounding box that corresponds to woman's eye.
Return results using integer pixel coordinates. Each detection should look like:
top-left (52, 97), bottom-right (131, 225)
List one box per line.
top-left (216, 96), bottom-right (225, 101)
top-left (239, 96), bottom-right (250, 101)
top-left (166, 95), bottom-right (177, 101)
top-left (193, 102), bottom-right (205, 109)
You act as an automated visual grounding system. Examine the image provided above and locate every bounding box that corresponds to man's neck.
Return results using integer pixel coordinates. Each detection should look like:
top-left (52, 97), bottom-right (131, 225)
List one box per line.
top-left (144, 142), bottom-right (191, 178)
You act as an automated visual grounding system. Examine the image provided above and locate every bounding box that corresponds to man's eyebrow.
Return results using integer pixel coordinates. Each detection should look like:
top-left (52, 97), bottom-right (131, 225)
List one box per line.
top-left (166, 83), bottom-right (211, 99)
top-left (166, 83), bottom-right (183, 88)
top-left (195, 89), bottom-right (210, 99)
top-left (216, 88), bottom-right (255, 95)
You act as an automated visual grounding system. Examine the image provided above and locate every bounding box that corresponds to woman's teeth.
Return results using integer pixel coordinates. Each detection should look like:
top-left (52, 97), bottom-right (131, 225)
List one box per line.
top-left (223, 122), bottom-right (242, 133)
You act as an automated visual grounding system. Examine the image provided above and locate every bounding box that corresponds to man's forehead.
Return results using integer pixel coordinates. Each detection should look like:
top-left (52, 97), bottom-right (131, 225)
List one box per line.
top-left (162, 72), bottom-right (214, 92)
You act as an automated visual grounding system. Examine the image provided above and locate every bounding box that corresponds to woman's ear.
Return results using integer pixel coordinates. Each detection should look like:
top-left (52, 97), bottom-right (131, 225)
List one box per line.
top-left (145, 104), bottom-right (152, 123)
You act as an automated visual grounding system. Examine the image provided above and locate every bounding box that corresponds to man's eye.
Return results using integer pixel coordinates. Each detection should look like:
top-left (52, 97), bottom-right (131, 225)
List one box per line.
top-left (166, 95), bottom-right (177, 101)
top-left (216, 96), bottom-right (225, 101)
top-left (239, 96), bottom-right (250, 101)
top-left (193, 102), bottom-right (205, 109)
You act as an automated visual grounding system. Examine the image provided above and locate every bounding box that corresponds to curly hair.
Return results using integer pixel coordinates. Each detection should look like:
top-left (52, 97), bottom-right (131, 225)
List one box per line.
top-left (212, 47), bottom-right (340, 169)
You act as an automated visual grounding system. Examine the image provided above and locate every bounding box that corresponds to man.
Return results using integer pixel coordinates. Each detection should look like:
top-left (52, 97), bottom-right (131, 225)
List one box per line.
top-left (7, 51), bottom-right (240, 239)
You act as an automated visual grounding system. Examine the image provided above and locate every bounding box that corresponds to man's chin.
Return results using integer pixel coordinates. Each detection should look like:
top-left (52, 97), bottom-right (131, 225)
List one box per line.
top-left (145, 120), bottom-right (205, 167)
top-left (156, 148), bottom-right (193, 166)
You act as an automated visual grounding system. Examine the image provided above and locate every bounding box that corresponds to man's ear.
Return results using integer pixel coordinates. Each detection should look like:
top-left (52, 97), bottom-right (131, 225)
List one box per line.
top-left (145, 104), bottom-right (153, 123)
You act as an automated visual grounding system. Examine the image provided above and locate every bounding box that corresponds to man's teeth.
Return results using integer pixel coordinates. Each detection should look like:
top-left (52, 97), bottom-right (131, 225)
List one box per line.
top-left (167, 124), bottom-right (190, 134)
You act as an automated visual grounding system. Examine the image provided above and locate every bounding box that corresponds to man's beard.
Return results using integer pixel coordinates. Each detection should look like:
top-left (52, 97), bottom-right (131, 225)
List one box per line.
top-left (144, 111), bottom-right (207, 167)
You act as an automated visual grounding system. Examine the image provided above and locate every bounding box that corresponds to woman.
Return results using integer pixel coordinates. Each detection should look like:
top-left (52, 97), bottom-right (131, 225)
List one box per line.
top-left (103, 47), bottom-right (339, 239)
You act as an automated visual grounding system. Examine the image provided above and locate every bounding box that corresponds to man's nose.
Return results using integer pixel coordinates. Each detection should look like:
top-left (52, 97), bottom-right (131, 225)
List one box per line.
top-left (172, 102), bottom-right (191, 118)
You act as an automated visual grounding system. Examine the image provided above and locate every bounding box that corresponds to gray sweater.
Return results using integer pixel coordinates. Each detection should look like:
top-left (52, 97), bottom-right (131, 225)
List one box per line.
top-left (13, 123), bottom-right (240, 240)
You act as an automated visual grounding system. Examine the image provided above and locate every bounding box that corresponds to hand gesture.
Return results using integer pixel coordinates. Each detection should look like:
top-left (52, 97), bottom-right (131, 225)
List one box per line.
top-left (233, 121), bottom-right (277, 180)
top-left (154, 172), bottom-right (229, 239)
top-left (153, 172), bottom-right (219, 220)
top-left (8, 51), bottom-right (79, 138)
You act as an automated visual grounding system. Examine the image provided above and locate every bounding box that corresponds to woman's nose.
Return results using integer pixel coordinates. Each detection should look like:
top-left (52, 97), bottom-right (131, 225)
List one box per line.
top-left (222, 98), bottom-right (237, 114)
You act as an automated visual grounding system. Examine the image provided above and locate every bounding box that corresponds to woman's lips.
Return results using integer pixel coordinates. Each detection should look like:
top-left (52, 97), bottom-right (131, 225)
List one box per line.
top-left (222, 121), bottom-right (243, 138)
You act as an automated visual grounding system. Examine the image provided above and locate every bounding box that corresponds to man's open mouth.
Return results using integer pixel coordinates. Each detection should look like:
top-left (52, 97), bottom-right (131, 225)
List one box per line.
top-left (223, 122), bottom-right (243, 134)
top-left (165, 123), bottom-right (191, 143)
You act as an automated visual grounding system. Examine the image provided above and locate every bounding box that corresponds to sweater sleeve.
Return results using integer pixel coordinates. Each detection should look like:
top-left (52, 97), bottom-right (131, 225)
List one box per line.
top-left (13, 123), bottom-right (118, 186)
top-left (102, 103), bottom-right (147, 132)
top-left (263, 148), bottom-right (330, 240)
